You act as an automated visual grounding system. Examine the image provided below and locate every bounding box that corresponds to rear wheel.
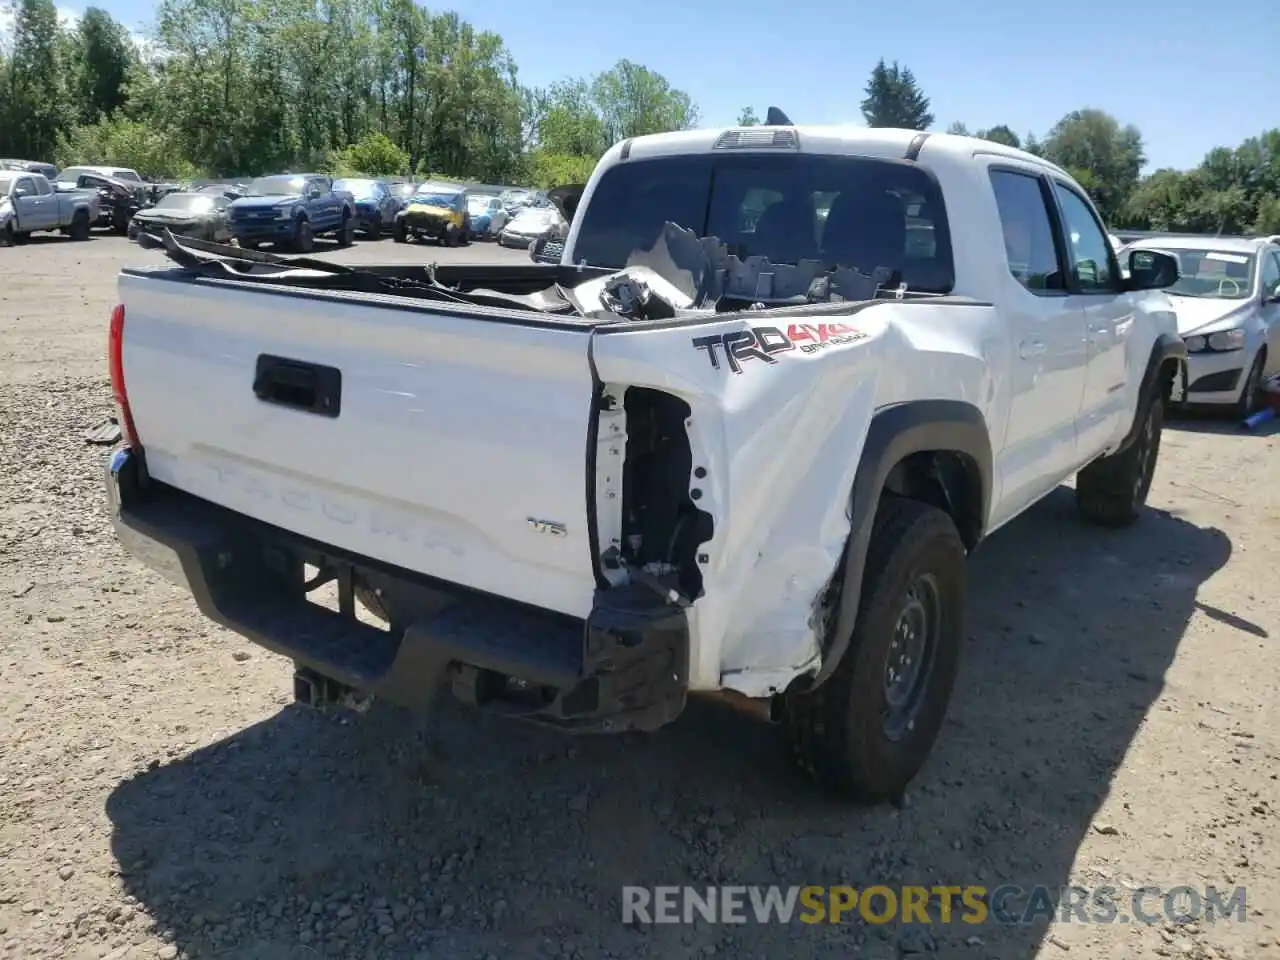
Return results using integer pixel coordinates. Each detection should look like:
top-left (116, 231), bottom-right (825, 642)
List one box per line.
top-left (1236, 350), bottom-right (1266, 419)
top-left (69, 211), bottom-right (91, 242)
top-left (336, 215), bottom-right (354, 248)
top-left (785, 497), bottom-right (967, 803)
top-left (292, 218), bottom-right (314, 254)
top-left (1076, 390), bottom-right (1162, 528)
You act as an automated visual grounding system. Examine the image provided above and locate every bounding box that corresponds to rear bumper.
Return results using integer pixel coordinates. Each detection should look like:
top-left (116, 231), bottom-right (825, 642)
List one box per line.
top-left (400, 214), bottom-right (453, 237)
top-left (106, 449), bottom-right (690, 733)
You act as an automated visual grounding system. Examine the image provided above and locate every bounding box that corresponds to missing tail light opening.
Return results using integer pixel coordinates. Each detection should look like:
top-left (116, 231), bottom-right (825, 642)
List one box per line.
top-left (602, 387), bottom-right (714, 601)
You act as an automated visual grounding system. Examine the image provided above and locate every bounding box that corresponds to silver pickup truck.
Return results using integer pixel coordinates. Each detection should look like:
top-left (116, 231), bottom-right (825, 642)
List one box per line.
top-left (0, 172), bottom-right (99, 245)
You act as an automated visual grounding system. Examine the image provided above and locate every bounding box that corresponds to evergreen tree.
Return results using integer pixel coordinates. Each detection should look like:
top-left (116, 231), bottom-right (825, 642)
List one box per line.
top-left (860, 59), bottom-right (933, 131)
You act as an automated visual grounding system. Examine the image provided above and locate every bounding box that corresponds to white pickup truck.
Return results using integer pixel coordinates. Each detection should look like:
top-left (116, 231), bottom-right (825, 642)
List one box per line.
top-left (1, 171), bottom-right (98, 244)
top-left (105, 122), bottom-right (1187, 802)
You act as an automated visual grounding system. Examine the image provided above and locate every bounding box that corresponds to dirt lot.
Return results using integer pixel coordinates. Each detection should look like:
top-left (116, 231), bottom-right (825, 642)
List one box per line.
top-left (1, 231), bottom-right (1277, 960)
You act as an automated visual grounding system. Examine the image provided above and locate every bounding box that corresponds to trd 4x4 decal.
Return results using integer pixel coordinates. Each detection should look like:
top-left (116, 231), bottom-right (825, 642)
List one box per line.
top-left (692, 322), bottom-right (868, 374)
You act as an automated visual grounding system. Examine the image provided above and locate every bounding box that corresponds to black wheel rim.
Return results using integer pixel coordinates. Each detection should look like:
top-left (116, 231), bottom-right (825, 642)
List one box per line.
top-left (882, 573), bottom-right (941, 741)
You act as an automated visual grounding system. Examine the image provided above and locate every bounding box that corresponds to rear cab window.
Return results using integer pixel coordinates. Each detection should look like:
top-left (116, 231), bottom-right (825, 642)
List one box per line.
top-left (988, 169), bottom-right (1066, 294)
top-left (571, 153), bottom-right (955, 294)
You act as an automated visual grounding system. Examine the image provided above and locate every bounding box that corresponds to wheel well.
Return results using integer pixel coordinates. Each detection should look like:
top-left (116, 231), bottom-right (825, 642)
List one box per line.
top-left (881, 450), bottom-right (984, 550)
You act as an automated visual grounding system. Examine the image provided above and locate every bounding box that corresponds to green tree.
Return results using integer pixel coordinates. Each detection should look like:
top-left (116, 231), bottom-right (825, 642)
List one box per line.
top-left (945, 121), bottom-right (969, 135)
top-left (859, 59), bottom-right (933, 130)
top-left (590, 59), bottom-right (698, 146)
top-left (326, 131), bottom-right (409, 175)
top-left (1039, 109), bottom-right (1144, 222)
top-left (1, 0), bottom-right (68, 159)
top-left (737, 106), bottom-right (759, 127)
top-left (71, 8), bottom-right (134, 124)
top-left (978, 124), bottom-right (1020, 149)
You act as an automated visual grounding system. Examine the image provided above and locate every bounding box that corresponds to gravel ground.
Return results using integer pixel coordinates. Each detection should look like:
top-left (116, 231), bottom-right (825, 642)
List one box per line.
top-left (1, 230), bottom-right (1278, 960)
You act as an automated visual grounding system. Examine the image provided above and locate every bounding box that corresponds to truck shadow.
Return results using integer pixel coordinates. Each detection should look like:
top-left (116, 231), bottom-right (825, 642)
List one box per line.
top-left (105, 488), bottom-right (1233, 960)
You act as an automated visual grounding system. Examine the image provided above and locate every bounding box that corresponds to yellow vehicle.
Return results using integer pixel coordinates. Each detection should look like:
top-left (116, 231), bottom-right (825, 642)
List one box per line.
top-left (392, 183), bottom-right (472, 246)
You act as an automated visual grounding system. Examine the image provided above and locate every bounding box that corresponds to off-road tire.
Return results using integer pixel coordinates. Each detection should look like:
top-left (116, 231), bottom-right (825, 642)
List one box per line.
top-left (393, 219), bottom-right (408, 243)
top-left (1235, 350), bottom-right (1266, 420)
top-left (1076, 390), bottom-right (1162, 528)
top-left (292, 218), bottom-right (314, 254)
top-left (362, 213), bottom-right (381, 241)
top-left (69, 211), bottom-right (91, 242)
top-left (785, 497), bottom-right (967, 803)
top-left (336, 215), bottom-right (354, 248)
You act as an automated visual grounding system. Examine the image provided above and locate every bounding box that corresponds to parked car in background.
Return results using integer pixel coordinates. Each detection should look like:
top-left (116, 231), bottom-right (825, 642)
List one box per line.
top-left (333, 177), bottom-right (397, 239)
top-left (54, 170), bottom-right (145, 233)
top-left (498, 203), bottom-right (565, 249)
top-left (57, 164), bottom-right (142, 185)
top-left (465, 193), bottom-right (507, 240)
top-left (393, 183), bottom-right (471, 245)
top-left (1124, 236), bottom-right (1280, 417)
top-left (499, 187), bottom-right (533, 213)
top-left (387, 179), bottom-right (417, 208)
top-left (228, 174), bottom-right (355, 252)
top-left (0, 171), bottom-right (98, 244)
top-left (194, 182), bottom-right (248, 201)
top-left (128, 191), bottom-right (234, 247)
top-left (1, 159), bottom-right (58, 180)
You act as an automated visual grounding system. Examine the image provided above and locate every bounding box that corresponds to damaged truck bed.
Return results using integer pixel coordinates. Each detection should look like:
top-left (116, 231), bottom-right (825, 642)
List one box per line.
top-left (107, 124), bottom-right (1185, 802)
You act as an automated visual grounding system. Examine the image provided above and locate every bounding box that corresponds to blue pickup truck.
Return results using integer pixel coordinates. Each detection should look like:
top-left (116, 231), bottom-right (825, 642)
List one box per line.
top-left (227, 174), bottom-right (356, 252)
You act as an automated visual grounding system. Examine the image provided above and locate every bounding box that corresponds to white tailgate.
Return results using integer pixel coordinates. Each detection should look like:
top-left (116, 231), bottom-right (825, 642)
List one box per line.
top-left (119, 272), bottom-right (599, 618)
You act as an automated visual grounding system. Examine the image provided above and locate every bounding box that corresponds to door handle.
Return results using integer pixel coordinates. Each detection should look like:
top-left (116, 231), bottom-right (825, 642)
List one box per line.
top-left (1019, 339), bottom-right (1047, 359)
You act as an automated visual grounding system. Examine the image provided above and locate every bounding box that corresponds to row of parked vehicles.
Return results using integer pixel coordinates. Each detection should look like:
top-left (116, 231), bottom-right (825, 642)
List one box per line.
top-left (0, 158), bottom-right (572, 253)
top-left (132, 173), bottom-right (570, 253)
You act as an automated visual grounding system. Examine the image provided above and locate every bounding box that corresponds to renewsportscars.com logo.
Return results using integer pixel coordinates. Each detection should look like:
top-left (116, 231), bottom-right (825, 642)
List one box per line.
top-left (621, 885), bottom-right (1250, 926)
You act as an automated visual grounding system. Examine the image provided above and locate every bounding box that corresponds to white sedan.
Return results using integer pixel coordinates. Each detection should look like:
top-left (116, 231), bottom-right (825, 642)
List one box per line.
top-left (497, 204), bottom-right (566, 249)
top-left (1126, 236), bottom-right (1280, 416)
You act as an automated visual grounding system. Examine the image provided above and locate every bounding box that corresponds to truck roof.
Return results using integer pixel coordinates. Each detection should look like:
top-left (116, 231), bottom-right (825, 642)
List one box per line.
top-left (606, 125), bottom-right (1070, 179)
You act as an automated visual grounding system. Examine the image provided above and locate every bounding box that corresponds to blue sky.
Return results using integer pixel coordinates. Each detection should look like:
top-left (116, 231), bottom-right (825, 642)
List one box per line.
top-left (26, 0), bottom-right (1278, 172)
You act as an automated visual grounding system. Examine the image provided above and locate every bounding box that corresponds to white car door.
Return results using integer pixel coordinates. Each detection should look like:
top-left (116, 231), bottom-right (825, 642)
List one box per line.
top-left (986, 166), bottom-right (1089, 527)
top-left (1050, 180), bottom-right (1134, 458)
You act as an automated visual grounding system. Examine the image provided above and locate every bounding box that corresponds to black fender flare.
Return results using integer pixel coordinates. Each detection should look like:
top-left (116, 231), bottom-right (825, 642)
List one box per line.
top-left (1114, 333), bottom-right (1188, 454)
top-left (810, 399), bottom-right (993, 689)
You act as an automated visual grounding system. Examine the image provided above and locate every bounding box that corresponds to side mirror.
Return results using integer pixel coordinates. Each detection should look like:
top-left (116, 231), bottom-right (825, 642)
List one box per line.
top-left (1126, 249), bottom-right (1179, 291)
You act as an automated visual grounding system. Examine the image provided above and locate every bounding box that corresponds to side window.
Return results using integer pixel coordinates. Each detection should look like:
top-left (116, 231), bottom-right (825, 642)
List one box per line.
top-left (1260, 251), bottom-right (1280, 299)
top-left (14, 177), bottom-right (35, 196)
top-left (1052, 183), bottom-right (1117, 292)
top-left (988, 170), bottom-right (1064, 293)
top-left (35, 177), bottom-right (52, 196)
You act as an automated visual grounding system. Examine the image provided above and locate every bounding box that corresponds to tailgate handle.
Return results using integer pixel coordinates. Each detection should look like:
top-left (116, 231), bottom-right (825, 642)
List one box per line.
top-left (253, 354), bottom-right (342, 418)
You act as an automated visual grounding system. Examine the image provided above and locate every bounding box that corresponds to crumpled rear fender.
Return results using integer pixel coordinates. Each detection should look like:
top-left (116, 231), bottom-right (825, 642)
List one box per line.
top-left (590, 299), bottom-right (998, 697)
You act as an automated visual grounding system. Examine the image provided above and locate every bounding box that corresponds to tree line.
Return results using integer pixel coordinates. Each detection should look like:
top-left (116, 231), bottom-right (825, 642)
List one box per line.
top-left (1, 3), bottom-right (1276, 235)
